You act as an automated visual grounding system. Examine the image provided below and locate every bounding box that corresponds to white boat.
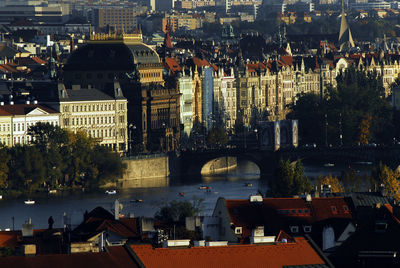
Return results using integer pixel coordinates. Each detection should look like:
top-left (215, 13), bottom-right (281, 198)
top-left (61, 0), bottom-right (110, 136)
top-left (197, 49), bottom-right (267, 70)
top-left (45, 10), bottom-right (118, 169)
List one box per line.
top-left (48, 189), bottom-right (57, 194)
top-left (24, 200), bottom-right (35, 205)
top-left (324, 163), bottom-right (335, 167)
top-left (105, 190), bottom-right (117, 195)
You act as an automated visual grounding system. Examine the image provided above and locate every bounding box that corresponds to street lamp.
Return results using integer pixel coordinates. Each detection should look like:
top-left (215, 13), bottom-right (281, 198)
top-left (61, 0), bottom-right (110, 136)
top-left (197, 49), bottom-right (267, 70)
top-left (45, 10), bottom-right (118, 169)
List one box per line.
top-left (254, 128), bottom-right (258, 148)
top-left (339, 113), bottom-right (343, 147)
top-left (128, 123), bottom-right (136, 156)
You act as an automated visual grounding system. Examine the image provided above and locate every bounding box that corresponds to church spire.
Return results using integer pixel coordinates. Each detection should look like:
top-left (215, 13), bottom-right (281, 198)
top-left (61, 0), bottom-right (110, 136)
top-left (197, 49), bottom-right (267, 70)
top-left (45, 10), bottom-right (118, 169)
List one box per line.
top-left (338, 0), bottom-right (355, 52)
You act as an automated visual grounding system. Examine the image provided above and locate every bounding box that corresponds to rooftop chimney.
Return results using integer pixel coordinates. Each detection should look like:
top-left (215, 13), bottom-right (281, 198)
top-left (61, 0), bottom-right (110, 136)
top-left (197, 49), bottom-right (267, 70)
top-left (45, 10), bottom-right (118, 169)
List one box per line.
top-left (163, 240), bottom-right (190, 248)
top-left (22, 218), bottom-right (33, 237)
top-left (249, 195), bottom-right (263, 203)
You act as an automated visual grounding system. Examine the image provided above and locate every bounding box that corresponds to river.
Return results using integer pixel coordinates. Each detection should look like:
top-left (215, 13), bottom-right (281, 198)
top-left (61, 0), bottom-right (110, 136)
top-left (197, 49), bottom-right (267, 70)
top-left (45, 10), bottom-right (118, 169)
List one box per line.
top-left (0, 159), bottom-right (372, 230)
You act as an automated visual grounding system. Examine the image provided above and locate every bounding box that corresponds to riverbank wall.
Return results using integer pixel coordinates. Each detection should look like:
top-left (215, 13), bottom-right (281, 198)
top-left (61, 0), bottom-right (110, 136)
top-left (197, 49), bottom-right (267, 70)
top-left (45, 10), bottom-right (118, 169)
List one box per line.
top-left (119, 154), bottom-right (170, 188)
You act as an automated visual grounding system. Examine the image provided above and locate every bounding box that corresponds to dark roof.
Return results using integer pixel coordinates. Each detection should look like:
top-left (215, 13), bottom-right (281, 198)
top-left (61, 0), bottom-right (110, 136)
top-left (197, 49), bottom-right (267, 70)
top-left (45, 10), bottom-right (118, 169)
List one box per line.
top-left (0, 246), bottom-right (139, 268)
top-left (64, 42), bottom-right (160, 72)
top-left (72, 207), bottom-right (140, 242)
top-left (0, 43), bottom-right (18, 58)
top-left (0, 104), bottom-right (59, 115)
top-left (330, 204), bottom-right (400, 267)
top-left (348, 192), bottom-right (390, 208)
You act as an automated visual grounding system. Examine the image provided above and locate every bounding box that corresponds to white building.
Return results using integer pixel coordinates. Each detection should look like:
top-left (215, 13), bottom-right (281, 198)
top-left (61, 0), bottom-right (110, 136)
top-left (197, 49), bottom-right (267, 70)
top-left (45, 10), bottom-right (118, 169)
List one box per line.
top-left (178, 73), bottom-right (194, 137)
top-left (0, 102), bottom-right (60, 146)
top-left (213, 67), bottom-right (236, 130)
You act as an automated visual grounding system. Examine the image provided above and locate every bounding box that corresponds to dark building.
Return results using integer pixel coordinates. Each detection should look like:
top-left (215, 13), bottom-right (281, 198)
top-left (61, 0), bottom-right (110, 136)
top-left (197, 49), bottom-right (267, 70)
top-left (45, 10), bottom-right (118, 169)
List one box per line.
top-left (63, 32), bottom-right (180, 152)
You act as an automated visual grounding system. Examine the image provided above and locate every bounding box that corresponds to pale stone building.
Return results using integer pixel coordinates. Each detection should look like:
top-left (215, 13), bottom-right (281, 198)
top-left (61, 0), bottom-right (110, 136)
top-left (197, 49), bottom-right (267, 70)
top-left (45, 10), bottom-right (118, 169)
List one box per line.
top-left (36, 82), bottom-right (128, 153)
top-left (0, 103), bottom-right (60, 146)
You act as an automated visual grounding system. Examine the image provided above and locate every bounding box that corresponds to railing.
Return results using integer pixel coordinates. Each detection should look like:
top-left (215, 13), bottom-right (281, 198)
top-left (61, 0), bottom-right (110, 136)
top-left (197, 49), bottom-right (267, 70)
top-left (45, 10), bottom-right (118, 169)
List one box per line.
top-left (122, 153), bottom-right (167, 160)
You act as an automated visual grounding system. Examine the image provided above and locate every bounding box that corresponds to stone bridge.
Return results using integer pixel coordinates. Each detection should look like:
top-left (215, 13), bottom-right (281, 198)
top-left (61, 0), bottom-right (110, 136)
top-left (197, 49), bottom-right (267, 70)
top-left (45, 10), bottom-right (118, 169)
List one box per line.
top-left (176, 145), bottom-right (400, 178)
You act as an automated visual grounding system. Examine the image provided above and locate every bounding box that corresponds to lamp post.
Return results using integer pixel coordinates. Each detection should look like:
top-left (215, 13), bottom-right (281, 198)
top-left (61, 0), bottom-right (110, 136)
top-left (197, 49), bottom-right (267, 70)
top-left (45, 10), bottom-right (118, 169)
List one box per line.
top-left (339, 113), bottom-right (343, 147)
top-left (162, 122), bottom-right (166, 152)
top-left (324, 113), bottom-right (328, 148)
top-left (254, 128), bottom-right (258, 148)
top-left (129, 123), bottom-right (136, 156)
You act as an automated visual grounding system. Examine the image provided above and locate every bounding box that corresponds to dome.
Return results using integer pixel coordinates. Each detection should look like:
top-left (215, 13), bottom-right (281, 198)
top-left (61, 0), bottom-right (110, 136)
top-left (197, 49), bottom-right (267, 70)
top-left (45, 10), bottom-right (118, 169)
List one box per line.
top-left (64, 42), bottom-right (160, 72)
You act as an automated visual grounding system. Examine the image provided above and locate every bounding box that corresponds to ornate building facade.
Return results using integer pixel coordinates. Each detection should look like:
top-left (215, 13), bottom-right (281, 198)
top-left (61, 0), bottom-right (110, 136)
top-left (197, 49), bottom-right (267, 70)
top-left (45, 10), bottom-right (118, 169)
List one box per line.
top-left (63, 32), bottom-right (180, 152)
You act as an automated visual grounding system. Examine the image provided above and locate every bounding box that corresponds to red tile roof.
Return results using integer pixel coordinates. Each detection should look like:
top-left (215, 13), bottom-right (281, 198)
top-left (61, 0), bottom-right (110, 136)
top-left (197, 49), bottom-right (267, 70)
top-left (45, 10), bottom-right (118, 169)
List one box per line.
top-left (0, 231), bottom-right (21, 248)
top-left (0, 104), bottom-right (58, 116)
top-left (192, 57), bottom-right (210, 67)
top-left (225, 197), bottom-right (353, 239)
top-left (130, 237), bottom-right (326, 268)
top-left (165, 57), bottom-right (182, 74)
top-left (383, 204), bottom-right (400, 225)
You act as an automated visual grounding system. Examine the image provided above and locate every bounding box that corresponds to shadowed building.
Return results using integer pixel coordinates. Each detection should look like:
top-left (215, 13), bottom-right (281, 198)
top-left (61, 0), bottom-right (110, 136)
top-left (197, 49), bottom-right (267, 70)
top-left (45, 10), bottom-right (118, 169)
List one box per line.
top-left (63, 32), bottom-right (180, 152)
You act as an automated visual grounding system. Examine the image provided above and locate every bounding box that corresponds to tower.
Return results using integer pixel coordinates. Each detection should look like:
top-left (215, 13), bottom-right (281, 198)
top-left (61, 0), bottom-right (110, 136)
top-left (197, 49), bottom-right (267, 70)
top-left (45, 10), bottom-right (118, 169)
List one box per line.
top-left (338, 0), bottom-right (355, 52)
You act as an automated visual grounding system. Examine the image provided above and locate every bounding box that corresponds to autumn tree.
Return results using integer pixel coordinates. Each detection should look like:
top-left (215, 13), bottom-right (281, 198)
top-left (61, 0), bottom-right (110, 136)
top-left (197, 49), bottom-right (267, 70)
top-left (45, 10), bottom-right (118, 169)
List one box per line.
top-left (0, 145), bottom-right (10, 189)
top-left (316, 174), bottom-right (345, 193)
top-left (358, 115), bottom-right (372, 145)
top-left (374, 163), bottom-right (400, 202)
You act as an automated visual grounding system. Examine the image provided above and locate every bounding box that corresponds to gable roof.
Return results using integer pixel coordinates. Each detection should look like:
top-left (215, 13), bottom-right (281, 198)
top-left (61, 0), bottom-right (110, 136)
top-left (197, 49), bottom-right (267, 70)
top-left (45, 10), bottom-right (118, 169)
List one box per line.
top-left (72, 207), bottom-right (139, 242)
top-left (0, 104), bottom-right (58, 116)
top-left (223, 197), bottom-right (353, 239)
top-left (130, 237), bottom-right (326, 268)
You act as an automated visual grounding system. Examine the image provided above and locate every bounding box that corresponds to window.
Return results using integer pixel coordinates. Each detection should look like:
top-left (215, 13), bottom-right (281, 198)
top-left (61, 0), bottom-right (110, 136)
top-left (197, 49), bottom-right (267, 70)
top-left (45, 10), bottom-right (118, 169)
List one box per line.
top-left (303, 226), bottom-right (312, 233)
top-left (304, 209), bottom-right (310, 214)
top-left (343, 205), bottom-right (349, 213)
top-left (298, 209), bottom-right (303, 214)
top-left (331, 206), bottom-right (338, 214)
top-left (291, 210), bottom-right (296, 214)
top-left (290, 226), bottom-right (299, 233)
top-left (235, 227), bottom-right (242, 234)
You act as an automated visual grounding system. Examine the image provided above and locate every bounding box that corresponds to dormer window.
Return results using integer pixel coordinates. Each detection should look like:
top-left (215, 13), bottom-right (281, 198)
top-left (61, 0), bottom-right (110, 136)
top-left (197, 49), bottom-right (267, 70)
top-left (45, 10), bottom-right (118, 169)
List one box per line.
top-left (235, 227), bottom-right (242, 234)
top-left (343, 205), bottom-right (349, 213)
top-left (331, 206), bottom-right (338, 214)
top-left (290, 226), bottom-right (299, 233)
top-left (303, 226), bottom-right (312, 233)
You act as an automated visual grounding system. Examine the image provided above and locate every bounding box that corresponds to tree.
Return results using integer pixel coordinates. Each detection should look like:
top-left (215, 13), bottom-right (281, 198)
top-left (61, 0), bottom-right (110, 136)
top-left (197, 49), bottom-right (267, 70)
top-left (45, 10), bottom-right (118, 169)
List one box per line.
top-left (375, 164), bottom-right (400, 202)
top-left (268, 159), bottom-right (312, 197)
top-left (316, 174), bottom-right (345, 193)
top-left (289, 68), bottom-right (393, 146)
top-left (155, 199), bottom-right (204, 223)
top-left (358, 115), bottom-right (372, 145)
top-left (0, 145), bottom-right (10, 189)
top-left (207, 126), bottom-right (228, 147)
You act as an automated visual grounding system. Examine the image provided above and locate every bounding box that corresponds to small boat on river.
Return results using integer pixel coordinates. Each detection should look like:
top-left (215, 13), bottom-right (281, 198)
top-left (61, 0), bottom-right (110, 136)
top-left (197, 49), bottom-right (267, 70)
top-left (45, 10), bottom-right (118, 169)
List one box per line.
top-left (130, 199), bottom-right (143, 203)
top-left (24, 200), bottom-right (35, 205)
top-left (48, 189), bottom-right (57, 194)
top-left (324, 163), bottom-right (335, 167)
top-left (244, 183), bottom-right (253, 187)
top-left (105, 190), bottom-right (117, 195)
top-left (179, 192), bottom-right (185, 197)
top-left (199, 186), bottom-right (211, 190)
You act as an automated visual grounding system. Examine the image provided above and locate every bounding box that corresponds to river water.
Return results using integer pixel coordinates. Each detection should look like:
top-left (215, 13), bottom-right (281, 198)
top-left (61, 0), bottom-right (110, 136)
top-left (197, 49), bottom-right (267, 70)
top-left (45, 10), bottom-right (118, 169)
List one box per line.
top-left (0, 160), bottom-right (372, 230)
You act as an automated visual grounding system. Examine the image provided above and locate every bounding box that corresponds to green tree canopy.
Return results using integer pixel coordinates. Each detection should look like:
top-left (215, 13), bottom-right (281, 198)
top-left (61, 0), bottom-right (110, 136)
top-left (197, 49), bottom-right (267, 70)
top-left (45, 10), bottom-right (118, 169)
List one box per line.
top-left (268, 159), bottom-right (312, 197)
top-left (155, 199), bottom-right (204, 223)
top-left (289, 68), bottom-right (393, 146)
